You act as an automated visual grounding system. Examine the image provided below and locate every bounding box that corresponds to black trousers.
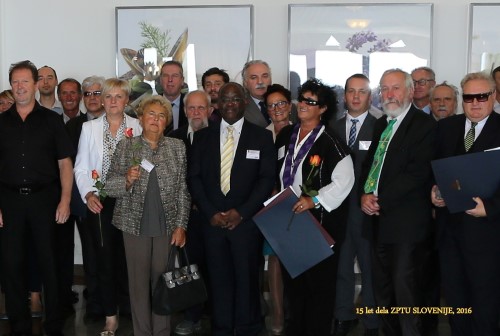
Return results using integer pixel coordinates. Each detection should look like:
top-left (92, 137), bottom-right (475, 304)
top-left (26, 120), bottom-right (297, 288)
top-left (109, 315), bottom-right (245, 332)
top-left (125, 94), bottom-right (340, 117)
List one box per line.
top-left (0, 185), bottom-right (63, 333)
top-left (282, 248), bottom-right (339, 336)
top-left (203, 220), bottom-right (262, 336)
top-left (55, 215), bottom-right (76, 308)
top-left (371, 242), bottom-right (427, 336)
top-left (86, 197), bottom-right (129, 316)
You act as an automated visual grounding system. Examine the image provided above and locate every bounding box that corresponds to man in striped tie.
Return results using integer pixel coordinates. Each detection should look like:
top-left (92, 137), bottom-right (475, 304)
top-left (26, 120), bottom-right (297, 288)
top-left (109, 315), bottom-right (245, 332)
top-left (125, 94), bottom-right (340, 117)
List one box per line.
top-left (360, 69), bottom-right (436, 336)
top-left (332, 74), bottom-right (380, 336)
top-left (188, 82), bottom-right (276, 336)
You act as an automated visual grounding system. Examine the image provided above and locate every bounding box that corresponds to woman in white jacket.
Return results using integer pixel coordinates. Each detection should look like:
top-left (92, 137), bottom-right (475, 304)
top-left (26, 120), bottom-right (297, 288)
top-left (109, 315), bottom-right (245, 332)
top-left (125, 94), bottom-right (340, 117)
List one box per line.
top-left (74, 78), bottom-right (141, 335)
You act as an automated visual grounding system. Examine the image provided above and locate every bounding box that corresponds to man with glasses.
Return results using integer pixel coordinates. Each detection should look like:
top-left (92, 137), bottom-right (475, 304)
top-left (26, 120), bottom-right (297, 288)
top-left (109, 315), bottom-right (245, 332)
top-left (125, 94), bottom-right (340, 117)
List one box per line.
top-left (332, 74), bottom-right (379, 336)
top-left (65, 75), bottom-right (106, 322)
top-left (38, 65), bottom-right (63, 115)
top-left (360, 68), bottom-right (436, 336)
top-left (432, 72), bottom-right (500, 336)
top-left (188, 82), bottom-right (276, 335)
top-left (411, 66), bottom-right (436, 114)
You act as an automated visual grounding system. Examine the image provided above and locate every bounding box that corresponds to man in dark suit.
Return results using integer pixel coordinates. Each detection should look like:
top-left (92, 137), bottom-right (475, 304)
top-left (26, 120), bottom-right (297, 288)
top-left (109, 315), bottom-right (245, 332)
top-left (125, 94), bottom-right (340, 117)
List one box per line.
top-left (332, 74), bottom-right (379, 336)
top-left (168, 90), bottom-right (213, 335)
top-left (432, 72), bottom-right (500, 336)
top-left (242, 60), bottom-right (272, 128)
top-left (188, 82), bottom-right (276, 335)
top-left (160, 60), bottom-right (187, 134)
top-left (360, 69), bottom-right (436, 336)
top-left (65, 75), bottom-right (106, 322)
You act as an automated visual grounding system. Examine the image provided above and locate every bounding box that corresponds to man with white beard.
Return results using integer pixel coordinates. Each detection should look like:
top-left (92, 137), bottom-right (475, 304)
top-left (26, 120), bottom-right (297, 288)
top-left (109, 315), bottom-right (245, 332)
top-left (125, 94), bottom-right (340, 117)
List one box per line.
top-left (360, 69), bottom-right (436, 336)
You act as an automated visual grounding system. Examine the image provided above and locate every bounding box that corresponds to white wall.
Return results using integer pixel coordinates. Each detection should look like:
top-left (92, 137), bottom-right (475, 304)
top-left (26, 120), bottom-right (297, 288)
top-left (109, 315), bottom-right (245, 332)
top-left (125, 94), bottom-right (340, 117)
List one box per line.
top-left (0, 0), bottom-right (494, 90)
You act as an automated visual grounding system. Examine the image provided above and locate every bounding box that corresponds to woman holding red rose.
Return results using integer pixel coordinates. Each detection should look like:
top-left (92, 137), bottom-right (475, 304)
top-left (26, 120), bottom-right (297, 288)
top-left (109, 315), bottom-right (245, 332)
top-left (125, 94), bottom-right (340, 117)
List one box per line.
top-left (74, 78), bottom-right (141, 335)
top-left (274, 78), bottom-right (355, 336)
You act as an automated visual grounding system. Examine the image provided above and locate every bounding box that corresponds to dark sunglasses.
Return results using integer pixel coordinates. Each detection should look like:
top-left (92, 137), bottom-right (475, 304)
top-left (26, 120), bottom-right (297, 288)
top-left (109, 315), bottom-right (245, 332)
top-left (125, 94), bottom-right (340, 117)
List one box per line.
top-left (298, 95), bottom-right (319, 106)
top-left (462, 91), bottom-right (493, 103)
top-left (83, 91), bottom-right (102, 97)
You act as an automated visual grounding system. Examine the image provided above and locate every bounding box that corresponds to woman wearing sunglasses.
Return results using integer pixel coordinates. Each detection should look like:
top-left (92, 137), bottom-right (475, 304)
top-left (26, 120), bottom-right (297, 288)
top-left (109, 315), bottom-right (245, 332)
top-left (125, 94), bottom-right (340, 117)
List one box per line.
top-left (275, 78), bottom-right (354, 336)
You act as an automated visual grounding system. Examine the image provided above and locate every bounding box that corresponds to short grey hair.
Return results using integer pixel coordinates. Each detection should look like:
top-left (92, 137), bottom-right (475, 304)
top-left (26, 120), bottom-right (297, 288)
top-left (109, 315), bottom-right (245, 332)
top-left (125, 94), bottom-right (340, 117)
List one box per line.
top-left (430, 81), bottom-right (459, 101)
top-left (82, 75), bottom-right (105, 91)
top-left (460, 71), bottom-right (496, 92)
top-left (380, 68), bottom-right (414, 91)
top-left (411, 66), bottom-right (436, 80)
top-left (241, 60), bottom-right (271, 81)
top-left (183, 90), bottom-right (211, 107)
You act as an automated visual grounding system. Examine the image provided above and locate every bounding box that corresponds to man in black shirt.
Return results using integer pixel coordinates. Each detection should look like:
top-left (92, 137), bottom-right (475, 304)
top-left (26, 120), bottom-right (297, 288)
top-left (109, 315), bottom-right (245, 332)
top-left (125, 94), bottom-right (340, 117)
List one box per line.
top-left (0, 60), bottom-right (74, 336)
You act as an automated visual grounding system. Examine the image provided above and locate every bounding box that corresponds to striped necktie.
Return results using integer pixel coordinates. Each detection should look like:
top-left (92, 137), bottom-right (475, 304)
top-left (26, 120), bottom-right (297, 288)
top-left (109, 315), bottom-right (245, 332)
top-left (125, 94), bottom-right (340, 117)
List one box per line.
top-left (220, 126), bottom-right (234, 195)
top-left (464, 122), bottom-right (477, 152)
top-left (348, 119), bottom-right (359, 148)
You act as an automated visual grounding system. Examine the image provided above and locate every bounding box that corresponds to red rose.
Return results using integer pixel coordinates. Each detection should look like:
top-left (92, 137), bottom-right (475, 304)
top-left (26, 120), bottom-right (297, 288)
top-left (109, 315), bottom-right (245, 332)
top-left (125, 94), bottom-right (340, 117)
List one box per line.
top-left (125, 127), bottom-right (133, 138)
top-left (309, 155), bottom-right (321, 167)
top-left (91, 170), bottom-right (99, 180)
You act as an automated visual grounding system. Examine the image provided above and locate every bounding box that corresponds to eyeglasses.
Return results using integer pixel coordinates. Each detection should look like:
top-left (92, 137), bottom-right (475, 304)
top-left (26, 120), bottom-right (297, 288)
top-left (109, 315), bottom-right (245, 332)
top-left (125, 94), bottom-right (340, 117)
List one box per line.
top-left (298, 95), bottom-right (319, 106)
top-left (413, 79), bottom-right (435, 86)
top-left (462, 91), bottom-right (493, 103)
top-left (267, 100), bottom-right (288, 110)
top-left (221, 97), bottom-right (243, 104)
top-left (83, 91), bottom-right (102, 97)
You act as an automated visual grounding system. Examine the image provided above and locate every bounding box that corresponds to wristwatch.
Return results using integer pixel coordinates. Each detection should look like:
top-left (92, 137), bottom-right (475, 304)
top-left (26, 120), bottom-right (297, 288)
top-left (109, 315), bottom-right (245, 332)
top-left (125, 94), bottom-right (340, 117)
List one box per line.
top-left (312, 196), bottom-right (321, 208)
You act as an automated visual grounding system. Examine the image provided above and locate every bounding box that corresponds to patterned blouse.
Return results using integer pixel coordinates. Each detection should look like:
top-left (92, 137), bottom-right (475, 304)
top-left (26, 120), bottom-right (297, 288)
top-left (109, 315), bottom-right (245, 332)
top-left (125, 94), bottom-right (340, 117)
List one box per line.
top-left (101, 116), bottom-right (126, 183)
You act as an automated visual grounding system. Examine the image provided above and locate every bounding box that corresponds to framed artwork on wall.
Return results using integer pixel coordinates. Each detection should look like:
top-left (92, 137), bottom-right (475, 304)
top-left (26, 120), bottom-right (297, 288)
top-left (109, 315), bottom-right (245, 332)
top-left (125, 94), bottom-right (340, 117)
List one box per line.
top-left (116, 5), bottom-right (253, 96)
top-left (468, 3), bottom-right (500, 73)
top-left (288, 3), bottom-right (433, 104)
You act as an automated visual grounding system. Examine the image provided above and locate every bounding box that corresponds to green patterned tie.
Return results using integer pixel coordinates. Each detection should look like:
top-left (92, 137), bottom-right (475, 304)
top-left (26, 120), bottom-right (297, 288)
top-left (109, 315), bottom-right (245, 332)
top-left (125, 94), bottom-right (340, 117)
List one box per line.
top-left (364, 119), bottom-right (397, 193)
top-left (464, 122), bottom-right (477, 152)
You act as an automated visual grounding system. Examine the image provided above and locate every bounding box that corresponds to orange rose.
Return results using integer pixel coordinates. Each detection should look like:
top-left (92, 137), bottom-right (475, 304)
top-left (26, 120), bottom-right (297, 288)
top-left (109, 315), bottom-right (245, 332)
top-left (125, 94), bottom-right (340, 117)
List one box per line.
top-left (91, 170), bottom-right (99, 180)
top-left (125, 127), bottom-right (134, 138)
top-left (309, 155), bottom-right (321, 167)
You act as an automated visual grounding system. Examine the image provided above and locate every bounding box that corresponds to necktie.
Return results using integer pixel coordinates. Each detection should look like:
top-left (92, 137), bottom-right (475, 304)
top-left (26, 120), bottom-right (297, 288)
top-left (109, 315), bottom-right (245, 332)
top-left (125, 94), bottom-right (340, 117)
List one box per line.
top-left (464, 121), bottom-right (477, 152)
top-left (259, 101), bottom-right (270, 124)
top-left (364, 119), bottom-right (397, 193)
top-left (348, 119), bottom-right (359, 148)
top-left (220, 126), bottom-right (234, 195)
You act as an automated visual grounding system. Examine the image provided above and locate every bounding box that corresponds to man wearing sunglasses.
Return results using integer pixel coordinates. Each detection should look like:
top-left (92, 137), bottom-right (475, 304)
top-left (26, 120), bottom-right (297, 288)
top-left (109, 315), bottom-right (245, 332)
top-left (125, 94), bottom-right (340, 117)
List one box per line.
top-left (411, 67), bottom-right (436, 114)
top-left (432, 72), bottom-right (500, 336)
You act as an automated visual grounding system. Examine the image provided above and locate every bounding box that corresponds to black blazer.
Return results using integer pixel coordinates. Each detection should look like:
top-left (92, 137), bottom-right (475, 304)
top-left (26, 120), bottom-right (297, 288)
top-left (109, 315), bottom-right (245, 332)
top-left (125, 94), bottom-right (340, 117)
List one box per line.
top-left (188, 120), bottom-right (276, 223)
top-left (360, 106), bottom-right (436, 243)
top-left (275, 125), bottom-right (350, 242)
top-left (163, 93), bottom-right (187, 135)
top-left (434, 112), bottom-right (500, 243)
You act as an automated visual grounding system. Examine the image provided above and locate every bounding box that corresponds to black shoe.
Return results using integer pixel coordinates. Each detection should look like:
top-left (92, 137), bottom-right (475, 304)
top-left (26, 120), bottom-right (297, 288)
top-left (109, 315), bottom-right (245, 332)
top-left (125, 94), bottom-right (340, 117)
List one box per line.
top-left (333, 319), bottom-right (358, 336)
top-left (364, 328), bottom-right (378, 336)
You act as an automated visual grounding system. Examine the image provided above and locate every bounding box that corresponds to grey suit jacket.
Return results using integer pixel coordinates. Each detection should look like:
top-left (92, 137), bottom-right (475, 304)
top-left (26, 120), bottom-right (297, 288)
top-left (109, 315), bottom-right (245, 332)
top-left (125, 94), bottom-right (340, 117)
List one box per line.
top-left (244, 96), bottom-right (269, 128)
top-left (106, 135), bottom-right (190, 236)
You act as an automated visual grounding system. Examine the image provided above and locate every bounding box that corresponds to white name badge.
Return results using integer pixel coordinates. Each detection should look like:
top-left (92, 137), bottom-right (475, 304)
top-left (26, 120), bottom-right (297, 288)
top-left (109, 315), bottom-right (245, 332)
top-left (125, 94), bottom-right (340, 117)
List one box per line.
top-left (140, 159), bottom-right (155, 172)
top-left (246, 150), bottom-right (260, 160)
top-left (278, 146), bottom-right (285, 160)
top-left (359, 141), bottom-right (371, 151)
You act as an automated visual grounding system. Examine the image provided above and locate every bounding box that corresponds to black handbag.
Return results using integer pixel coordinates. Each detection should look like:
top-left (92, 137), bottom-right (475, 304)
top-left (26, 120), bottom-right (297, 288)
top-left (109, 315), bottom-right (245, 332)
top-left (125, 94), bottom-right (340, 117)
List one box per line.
top-left (152, 246), bottom-right (208, 316)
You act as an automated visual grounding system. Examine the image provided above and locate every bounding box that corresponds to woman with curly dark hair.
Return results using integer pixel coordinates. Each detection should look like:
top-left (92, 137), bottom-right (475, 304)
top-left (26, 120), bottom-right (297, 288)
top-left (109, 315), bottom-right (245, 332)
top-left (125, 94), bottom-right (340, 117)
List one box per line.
top-left (275, 78), bottom-right (354, 336)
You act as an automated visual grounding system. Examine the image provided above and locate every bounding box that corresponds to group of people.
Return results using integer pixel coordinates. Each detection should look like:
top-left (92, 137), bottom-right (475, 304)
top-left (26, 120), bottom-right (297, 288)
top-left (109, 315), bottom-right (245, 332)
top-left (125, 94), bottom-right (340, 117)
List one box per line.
top-left (0, 57), bottom-right (499, 336)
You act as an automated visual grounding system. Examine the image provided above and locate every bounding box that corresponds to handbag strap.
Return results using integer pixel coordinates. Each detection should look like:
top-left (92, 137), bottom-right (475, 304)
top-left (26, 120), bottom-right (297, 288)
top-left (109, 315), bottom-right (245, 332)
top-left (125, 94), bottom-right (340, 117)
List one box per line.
top-left (166, 246), bottom-right (192, 272)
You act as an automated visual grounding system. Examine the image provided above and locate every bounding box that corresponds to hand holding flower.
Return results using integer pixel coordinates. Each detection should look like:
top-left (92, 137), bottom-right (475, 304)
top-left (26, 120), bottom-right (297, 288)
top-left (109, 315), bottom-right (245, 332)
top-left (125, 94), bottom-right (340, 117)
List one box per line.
top-left (126, 165), bottom-right (141, 190)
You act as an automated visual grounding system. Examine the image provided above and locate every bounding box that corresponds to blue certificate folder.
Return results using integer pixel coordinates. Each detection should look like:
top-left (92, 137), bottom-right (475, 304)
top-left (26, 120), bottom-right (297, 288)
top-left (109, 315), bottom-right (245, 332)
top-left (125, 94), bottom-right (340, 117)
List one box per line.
top-left (431, 150), bottom-right (500, 214)
top-left (254, 187), bottom-right (334, 278)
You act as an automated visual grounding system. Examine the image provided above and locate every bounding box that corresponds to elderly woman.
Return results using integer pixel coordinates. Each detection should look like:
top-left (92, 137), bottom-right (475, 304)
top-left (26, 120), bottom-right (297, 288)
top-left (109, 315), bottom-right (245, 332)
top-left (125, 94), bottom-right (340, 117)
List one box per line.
top-left (262, 84), bottom-right (293, 335)
top-left (275, 79), bottom-right (354, 336)
top-left (0, 90), bottom-right (14, 113)
top-left (74, 78), bottom-right (141, 335)
top-left (106, 95), bottom-right (189, 336)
